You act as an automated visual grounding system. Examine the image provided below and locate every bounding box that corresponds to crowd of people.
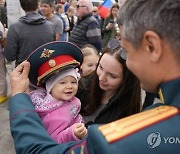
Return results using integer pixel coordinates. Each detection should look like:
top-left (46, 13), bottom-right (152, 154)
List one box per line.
top-left (0, 0), bottom-right (121, 103)
top-left (0, 0), bottom-right (180, 153)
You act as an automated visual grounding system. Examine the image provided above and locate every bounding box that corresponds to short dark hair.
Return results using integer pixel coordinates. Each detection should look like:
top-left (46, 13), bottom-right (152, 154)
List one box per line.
top-left (40, 0), bottom-right (55, 7)
top-left (20, 0), bottom-right (38, 12)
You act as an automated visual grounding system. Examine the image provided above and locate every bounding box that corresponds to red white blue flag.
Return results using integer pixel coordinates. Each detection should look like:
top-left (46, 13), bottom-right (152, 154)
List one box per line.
top-left (98, 0), bottom-right (116, 19)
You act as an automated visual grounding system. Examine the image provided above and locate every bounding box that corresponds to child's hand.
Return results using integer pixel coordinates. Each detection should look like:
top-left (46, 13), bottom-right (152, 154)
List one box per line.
top-left (73, 123), bottom-right (87, 140)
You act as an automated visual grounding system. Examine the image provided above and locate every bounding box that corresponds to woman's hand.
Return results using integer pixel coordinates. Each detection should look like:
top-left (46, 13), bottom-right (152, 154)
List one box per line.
top-left (106, 23), bottom-right (114, 30)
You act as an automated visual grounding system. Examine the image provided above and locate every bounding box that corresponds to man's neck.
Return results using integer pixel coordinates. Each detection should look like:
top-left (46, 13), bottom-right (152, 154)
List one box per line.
top-left (46, 13), bottom-right (54, 19)
top-left (25, 10), bottom-right (38, 14)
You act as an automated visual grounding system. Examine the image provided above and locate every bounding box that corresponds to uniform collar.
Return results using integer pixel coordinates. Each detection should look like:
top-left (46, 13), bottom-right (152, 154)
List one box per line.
top-left (158, 78), bottom-right (180, 107)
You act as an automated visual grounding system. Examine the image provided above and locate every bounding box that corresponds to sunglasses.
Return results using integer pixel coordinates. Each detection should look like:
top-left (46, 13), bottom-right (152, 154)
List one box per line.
top-left (76, 5), bottom-right (87, 9)
top-left (108, 38), bottom-right (127, 60)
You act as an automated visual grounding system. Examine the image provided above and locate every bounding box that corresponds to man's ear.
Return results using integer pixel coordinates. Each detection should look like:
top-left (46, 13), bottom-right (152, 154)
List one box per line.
top-left (143, 31), bottom-right (162, 62)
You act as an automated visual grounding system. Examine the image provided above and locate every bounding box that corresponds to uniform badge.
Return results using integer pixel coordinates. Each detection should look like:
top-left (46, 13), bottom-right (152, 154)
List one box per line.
top-left (48, 59), bottom-right (56, 68)
top-left (40, 48), bottom-right (55, 58)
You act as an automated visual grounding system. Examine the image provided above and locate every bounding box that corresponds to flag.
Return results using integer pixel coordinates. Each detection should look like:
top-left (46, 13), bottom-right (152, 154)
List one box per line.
top-left (98, 0), bottom-right (116, 19)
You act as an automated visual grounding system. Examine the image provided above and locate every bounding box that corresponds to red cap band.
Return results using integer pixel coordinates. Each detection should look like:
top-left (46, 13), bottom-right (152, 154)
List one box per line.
top-left (37, 55), bottom-right (80, 85)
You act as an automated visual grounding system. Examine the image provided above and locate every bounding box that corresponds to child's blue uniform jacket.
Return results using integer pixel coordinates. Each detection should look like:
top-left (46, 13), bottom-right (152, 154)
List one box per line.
top-left (10, 78), bottom-right (180, 154)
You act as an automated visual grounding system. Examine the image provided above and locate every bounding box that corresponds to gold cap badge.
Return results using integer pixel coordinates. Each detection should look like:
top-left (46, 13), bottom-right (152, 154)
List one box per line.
top-left (40, 48), bottom-right (55, 58)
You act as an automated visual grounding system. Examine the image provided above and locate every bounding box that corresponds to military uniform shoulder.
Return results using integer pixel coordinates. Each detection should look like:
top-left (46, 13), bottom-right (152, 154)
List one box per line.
top-left (98, 106), bottom-right (179, 143)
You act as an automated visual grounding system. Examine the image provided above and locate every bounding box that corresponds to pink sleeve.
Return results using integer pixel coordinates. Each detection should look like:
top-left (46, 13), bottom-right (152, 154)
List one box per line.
top-left (43, 97), bottom-right (84, 143)
top-left (73, 97), bottom-right (85, 123)
top-left (51, 123), bottom-right (80, 143)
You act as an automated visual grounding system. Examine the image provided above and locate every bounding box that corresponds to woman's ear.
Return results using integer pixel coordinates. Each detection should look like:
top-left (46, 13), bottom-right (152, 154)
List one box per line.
top-left (143, 31), bottom-right (162, 62)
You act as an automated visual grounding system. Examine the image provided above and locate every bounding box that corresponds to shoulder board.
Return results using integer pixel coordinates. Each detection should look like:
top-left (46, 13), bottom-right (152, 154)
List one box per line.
top-left (98, 106), bottom-right (179, 143)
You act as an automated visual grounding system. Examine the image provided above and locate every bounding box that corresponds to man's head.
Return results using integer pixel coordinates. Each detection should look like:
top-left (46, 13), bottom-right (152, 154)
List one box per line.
top-left (20, 0), bottom-right (38, 12)
top-left (76, 0), bottom-right (93, 19)
top-left (118, 0), bottom-right (180, 92)
top-left (40, 0), bottom-right (55, 18)
top-left (92, 6), bottom-right (98, 16)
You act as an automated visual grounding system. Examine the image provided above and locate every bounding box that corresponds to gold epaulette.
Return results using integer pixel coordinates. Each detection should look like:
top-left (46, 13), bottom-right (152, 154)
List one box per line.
top-left (98, 106), bottom-right (179, 143)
